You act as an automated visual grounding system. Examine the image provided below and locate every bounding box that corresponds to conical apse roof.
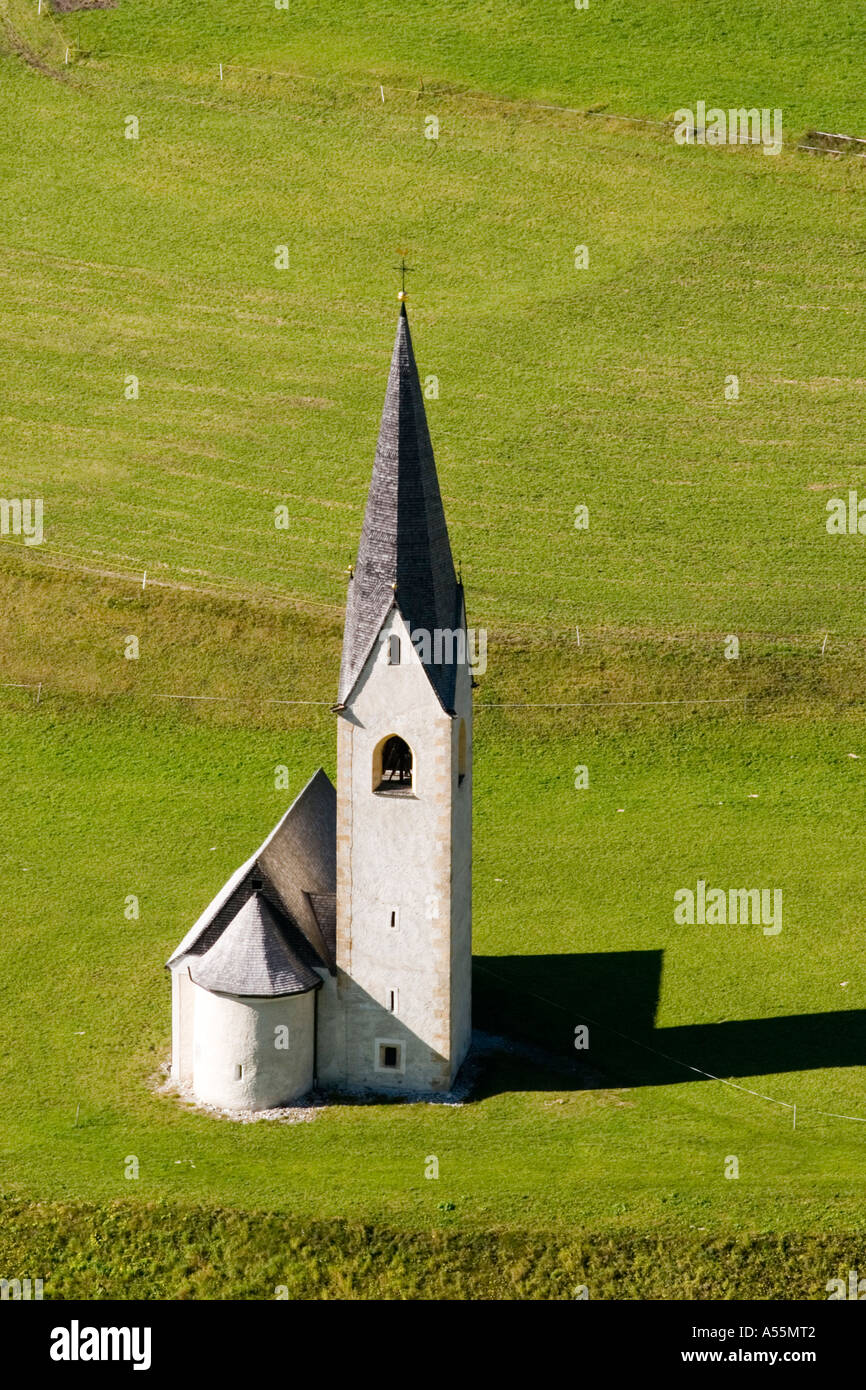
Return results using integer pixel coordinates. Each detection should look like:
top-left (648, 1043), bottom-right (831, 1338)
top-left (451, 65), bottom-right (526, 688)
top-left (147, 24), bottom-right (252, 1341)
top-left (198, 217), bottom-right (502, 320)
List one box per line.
top-left (188, 892), bottom-right (321, 997)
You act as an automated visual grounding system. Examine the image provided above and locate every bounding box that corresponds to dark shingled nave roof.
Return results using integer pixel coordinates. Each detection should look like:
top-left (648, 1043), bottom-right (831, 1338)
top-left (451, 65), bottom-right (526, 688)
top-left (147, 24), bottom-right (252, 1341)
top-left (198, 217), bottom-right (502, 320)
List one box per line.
top-left (338, 304), bottom-right (462, 709)
top-left (167, 768), bottom-right (336, 989)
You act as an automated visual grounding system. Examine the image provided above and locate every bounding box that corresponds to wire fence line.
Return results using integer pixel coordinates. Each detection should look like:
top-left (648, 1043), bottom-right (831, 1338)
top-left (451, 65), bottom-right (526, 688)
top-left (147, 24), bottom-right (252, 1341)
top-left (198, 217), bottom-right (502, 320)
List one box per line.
top-left (52, 46), bottom-right (865, 159)
top-left (474, 696), bottom-right (748, 709)
top-left (1, 682), bottom-right (760, 713)
top-left (798, 145), bottom-right (866, 161)
top-left (154, 692), bottom-right (332, 706)
top-left (7, 545), bottom-right (866, 658)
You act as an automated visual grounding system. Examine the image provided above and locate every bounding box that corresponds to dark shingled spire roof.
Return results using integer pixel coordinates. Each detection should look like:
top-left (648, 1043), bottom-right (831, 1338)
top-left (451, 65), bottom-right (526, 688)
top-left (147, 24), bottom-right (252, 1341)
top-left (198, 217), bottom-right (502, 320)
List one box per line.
top-left (338, 304), bottom-right (461, 708)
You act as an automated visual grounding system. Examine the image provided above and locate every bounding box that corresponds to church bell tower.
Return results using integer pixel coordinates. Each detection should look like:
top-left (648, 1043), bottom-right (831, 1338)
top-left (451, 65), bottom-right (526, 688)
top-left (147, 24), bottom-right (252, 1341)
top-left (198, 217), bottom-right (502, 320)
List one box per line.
top-left (327, 302), bottom-right (472, 1092)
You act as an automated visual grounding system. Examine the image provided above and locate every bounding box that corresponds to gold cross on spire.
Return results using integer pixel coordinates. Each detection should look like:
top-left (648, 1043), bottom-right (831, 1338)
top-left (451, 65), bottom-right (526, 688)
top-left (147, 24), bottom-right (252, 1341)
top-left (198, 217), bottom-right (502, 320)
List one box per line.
top-left (394, 248), bottom-right (413, 301)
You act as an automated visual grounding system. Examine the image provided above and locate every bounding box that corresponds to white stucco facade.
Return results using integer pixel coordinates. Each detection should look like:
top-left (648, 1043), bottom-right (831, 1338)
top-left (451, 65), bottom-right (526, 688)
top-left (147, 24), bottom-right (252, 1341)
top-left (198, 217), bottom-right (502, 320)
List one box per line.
top-left (189, 980), bottom-right (316, 1110)
top-left (325, 603), bottom-right (472, 1093)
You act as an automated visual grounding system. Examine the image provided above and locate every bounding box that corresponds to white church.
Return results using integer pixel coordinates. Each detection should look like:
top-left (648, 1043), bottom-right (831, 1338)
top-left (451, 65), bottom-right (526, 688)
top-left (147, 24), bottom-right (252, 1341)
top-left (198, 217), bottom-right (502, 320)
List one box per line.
top-left (167, 302), bottom-right (473, 1109)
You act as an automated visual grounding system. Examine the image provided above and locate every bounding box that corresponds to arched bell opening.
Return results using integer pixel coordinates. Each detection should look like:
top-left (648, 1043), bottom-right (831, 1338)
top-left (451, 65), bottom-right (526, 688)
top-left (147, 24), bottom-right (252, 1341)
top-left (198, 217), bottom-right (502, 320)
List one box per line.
top-left (373, 734), bottom-right (414, 794)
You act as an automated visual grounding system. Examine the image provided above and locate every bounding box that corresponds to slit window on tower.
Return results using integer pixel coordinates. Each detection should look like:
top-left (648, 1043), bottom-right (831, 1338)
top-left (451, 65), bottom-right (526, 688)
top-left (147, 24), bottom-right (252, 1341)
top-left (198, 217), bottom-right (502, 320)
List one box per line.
top-left (375, 735), bottom-right (413, 792)
top-left (388, 634), bottom-right (401, 665)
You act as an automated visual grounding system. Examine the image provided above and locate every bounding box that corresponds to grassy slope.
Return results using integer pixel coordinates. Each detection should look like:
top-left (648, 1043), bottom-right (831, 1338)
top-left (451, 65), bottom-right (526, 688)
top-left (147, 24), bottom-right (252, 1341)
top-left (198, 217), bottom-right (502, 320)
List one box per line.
top-left (77, 0), bottom-right (866, 134)
top-left (3, 1199), bottom-right (865, 1299)
top-left (1, 46), bottom-right (866, 635)
top-left (2, 566), bottom-right (866, 1248)
top-left (2, 3), bottom-right (866, 1296)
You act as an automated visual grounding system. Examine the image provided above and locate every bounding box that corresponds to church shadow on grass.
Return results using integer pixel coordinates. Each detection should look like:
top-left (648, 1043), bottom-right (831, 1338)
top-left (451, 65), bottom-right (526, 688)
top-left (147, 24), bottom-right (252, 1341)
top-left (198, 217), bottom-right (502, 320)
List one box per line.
top-left (470, 952), bottom-right (866, 1096)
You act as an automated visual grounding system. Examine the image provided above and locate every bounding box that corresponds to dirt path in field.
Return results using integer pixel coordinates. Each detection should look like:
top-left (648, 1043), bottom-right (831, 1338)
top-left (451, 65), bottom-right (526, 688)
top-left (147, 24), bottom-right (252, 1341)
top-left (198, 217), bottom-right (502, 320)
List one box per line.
top-left (0, 17), bottom-right (67, 78)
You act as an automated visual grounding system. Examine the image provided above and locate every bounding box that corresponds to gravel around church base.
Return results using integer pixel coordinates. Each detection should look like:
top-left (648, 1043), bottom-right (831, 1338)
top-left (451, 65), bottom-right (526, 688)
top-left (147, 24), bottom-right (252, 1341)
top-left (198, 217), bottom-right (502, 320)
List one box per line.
top-left (154, 1067), bottom-right (322, 1123)
top-left (152, 1030), bottom-right (587, 1123)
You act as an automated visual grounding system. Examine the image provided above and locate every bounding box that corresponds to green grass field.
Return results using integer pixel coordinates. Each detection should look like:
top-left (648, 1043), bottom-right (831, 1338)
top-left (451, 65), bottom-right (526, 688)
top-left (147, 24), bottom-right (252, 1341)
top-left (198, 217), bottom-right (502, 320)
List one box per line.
top-left (2, 0), bottom-right (866, 1298)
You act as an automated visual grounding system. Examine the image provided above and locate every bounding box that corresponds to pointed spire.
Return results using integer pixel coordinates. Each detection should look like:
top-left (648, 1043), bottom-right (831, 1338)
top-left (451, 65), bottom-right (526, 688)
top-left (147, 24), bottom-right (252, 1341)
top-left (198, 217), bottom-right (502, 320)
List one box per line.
top-left (338, 306), bottom-right (461, 707)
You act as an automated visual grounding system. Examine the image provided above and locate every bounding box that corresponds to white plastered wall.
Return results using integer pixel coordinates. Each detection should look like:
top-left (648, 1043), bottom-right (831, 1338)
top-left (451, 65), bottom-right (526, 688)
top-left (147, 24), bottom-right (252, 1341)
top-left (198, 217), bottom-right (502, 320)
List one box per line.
top-left (327, 605), bottom-right (469, 1092)
top-left (191, 981), bottom-right (316, 1110)
top-left (171, 965), bottom-right (196, 1084)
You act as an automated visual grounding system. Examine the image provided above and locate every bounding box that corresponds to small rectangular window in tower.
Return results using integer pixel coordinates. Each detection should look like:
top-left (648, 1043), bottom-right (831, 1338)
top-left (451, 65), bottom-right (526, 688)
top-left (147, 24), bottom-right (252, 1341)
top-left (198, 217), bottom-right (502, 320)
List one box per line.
top-left (388, 634), bottom-right (401, 665)
top-left (389, 907), bottom-right (399, 930)
top-left (376, 1040), bottom-right (404, 1072)
top-left (235, 1064), bottom-right (244, 1080)
top-left (388, 988), bottom-right (399, 1013)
